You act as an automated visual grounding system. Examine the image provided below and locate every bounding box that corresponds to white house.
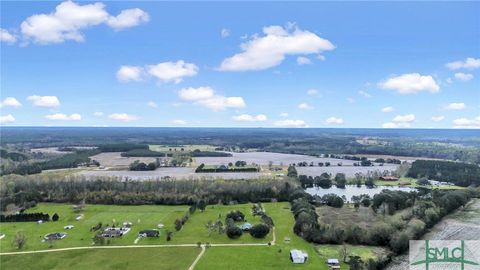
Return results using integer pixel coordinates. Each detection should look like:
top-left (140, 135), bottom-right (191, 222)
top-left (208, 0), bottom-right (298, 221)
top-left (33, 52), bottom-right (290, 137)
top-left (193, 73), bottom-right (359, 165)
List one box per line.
top-left (290, 249), bottom-right (308, 264)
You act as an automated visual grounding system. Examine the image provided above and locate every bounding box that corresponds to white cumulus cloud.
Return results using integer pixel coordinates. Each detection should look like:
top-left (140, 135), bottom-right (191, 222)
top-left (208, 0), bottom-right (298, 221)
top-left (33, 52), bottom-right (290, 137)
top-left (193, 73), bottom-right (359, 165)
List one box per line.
top-left (147, 101), bottom-right (158, 108)
top-left (178, 86), bottom-right (246, 111)
top-left (383, 114), bottom-right (415, 128)
top-left (45, 113), bottom-right (81, 121)
top-left (172, 119), bottom-right (187, 125)
top-left (106, 8), bottom-right (149, 30)
top-left (378, 73), bottom-right (440, 94)
top-left (454, 72), bottom-right (474, 81)
top-left (446, 58), bottom-right (480, 70)
top-left (296, 56), bottom-right (312, 65)
top-left (274, 119), bottom-right (308, 128)
top-left (431, 116), bottom-right (445, 122)
top-left (381, 106), bottom-right (394, 113)
top-left (325, 117), bottom-right (344, 125)
top-left (298, 103), bottom-right (314, 110)
top-left (117, 65), bottom-right (144, 82)
top-left (20, 1), bottom-right (149, 44)
top-left (146, 60), bottom-right (198, 84)
top-left (452, 116), bottom-right (480, 128)
top-left (306, 89), bottom-right (319, 96)
top-left (221, 28), bottom-right (230, 38)
top-left (279, 112), bottom-right (289, 118)
top-left (1, 97), bottom-right (22, 108)
top-left (0, 28), bottom-right (16, 44)
top-left (27, 95), bottom-right (60, 108)
top-left (445, 103), bottom-right (466, 110)
top-left (218, 24), bottom-right (335, 71)
top-left (0, 114), bottom-right (15, 124)
top-left (358, 90), bottom-right (372, 98)
top-left (108, 113), bottom-right (138, 122)
top-left (232, 114), bottom-right (267, 122)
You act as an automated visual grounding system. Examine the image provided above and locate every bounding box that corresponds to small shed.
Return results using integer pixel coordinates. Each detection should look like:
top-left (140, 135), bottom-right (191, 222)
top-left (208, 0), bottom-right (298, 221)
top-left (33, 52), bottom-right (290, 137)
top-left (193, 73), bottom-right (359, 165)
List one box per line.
top-left (290, 249), bottom-right (308, 264)
top-left (327, 258), bottom-right (340, 269)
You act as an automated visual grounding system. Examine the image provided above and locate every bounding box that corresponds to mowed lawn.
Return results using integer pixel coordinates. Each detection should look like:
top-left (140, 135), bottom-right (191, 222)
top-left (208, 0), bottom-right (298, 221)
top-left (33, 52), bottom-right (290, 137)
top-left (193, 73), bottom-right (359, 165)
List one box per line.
top-left (1, 202), bottom-right (384, 269)
top-left (0, 203), bottom-right (270, 252)
top-left (196, 203), bottom-right (384, 270)
top-left (0, 247), bottom-right (199, 270)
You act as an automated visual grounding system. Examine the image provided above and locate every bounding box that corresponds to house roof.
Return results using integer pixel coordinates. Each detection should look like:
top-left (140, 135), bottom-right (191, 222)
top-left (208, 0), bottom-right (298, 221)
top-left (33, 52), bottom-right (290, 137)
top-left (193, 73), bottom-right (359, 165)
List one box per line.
top-left (290, 249), bottom-right (308, 260)
top-left (327, 258), bottom-right (339, 264)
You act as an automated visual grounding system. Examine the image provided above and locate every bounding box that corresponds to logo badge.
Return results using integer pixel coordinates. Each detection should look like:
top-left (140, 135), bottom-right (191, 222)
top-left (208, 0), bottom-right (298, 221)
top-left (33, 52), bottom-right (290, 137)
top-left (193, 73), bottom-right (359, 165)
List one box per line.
top-left (410, 240), bottom-right (480, 270)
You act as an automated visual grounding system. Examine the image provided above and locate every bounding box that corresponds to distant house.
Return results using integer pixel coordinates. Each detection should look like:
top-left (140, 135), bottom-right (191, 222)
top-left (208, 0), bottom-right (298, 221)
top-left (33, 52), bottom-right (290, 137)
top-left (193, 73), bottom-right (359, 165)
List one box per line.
top-left (64, 225), bottom-right (74, 230)
top-left (44, 232), bottom-right (66, 241)
top-left (379, 176), bottom-right (399, 181)
top-left (138, 229), bottom-right (160, 238)
top-left (290, 249), bottom-right (308, 264)
top-left (102, 227), bottom-right (131, 238)
top-left (239, 222), bottom-right (253, 231)
top-left (327, 258), bottom-right (340, 269)
top-left (75, 214), bottom-right (83, 221)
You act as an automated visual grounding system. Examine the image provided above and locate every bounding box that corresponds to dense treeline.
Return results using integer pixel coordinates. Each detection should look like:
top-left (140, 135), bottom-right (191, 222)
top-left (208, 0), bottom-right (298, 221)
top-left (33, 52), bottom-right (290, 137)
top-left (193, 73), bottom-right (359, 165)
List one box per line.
top-left (0, 175), bottom-right (296, 210)
top-left (38, 149), bottom-right (100, 170)
top-left (195, 163), bottom-right (259, 173)
top-left (121, 149), bottom-right (171, 157)
top-left (0, 149), bottom-right (29, 161)
top-left (1, 149), bottom-right (100, 176)
top-left (0, 212), bottom-right (50, 222)
top-left (190, 150), bottom-right (232, 157)
top-left (407, 160), bottom-right (480, 186)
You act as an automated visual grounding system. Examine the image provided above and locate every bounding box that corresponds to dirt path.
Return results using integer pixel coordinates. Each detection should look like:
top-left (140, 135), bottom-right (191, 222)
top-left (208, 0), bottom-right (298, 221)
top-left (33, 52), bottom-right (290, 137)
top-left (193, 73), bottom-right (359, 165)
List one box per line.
top-left (188, 245), bottom-right (205, 270)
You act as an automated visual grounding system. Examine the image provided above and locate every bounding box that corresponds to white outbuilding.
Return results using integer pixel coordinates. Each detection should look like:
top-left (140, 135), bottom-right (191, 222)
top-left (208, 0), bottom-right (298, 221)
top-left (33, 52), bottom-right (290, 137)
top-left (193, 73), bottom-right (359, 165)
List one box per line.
top-left (290, 249), bottom-right (308, 264)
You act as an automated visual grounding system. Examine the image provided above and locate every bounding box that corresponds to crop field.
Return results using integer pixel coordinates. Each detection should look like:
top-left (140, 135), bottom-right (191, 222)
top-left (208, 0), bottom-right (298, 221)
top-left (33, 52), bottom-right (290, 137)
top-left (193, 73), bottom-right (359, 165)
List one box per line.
top-left (149, 144), bottom-right (217, 153)
top-left (0, 202), bottom-right (384, 270)
top-left (88, 152), bottom-right (156, 168)
top-left (195, 152), bottom-right (363, 166)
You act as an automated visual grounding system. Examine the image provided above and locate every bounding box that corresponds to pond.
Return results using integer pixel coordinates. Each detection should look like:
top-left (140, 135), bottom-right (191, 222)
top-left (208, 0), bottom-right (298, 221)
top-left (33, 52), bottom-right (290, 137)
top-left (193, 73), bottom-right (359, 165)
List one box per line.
top-left (305, 185), bottom-right (415, 201)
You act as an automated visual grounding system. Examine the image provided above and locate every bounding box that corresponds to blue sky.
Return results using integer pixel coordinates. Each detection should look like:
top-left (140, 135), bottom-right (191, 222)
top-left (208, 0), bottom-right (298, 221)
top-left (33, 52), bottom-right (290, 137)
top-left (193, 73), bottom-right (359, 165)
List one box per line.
top-left (1, 1), bottom-right (479, 128)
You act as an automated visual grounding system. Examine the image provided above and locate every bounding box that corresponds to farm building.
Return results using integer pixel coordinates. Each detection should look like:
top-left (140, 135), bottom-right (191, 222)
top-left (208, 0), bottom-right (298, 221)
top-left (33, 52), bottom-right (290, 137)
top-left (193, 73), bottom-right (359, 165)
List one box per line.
top-left (290, 249), bottom-right (308, 264)
top-left (379, 176), bottom-right (399, 181)
top-left (327, 258), bottom-right (340, 269)
top-left (44, 232), bottom-right (66, 241)
top-left (138, 229), bottom-right (160, 238)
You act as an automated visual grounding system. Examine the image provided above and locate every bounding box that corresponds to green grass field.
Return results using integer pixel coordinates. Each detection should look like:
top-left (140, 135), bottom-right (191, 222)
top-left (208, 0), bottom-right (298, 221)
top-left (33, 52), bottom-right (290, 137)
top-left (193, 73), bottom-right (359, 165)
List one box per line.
top-left (149, 144), bottom-right (217, 153)
top-left (0, 247), bottom-right (199, 270)
top-left (1, 202), bottom-right (383, 269)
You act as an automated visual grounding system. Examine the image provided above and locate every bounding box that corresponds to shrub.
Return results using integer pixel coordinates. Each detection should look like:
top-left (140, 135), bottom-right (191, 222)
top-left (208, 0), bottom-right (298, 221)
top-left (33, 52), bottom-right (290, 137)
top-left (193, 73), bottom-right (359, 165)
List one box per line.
top-left (250, 224), bottom-right (270, 238)
top-left (226, 226), bottom-right (243, 239)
